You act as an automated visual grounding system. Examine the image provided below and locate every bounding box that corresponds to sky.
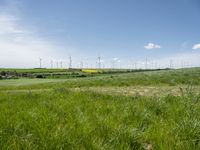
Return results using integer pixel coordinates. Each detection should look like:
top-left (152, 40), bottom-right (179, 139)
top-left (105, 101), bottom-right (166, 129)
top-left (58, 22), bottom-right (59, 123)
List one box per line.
top-left (0, 0), bottom-right (200, 68)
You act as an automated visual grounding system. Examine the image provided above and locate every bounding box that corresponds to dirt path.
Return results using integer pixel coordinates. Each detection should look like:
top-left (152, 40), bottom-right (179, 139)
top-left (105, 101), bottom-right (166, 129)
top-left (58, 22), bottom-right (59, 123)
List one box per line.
top-left (0, 89), bottom-right (52, 93)
top-left (1, 86), bottom-right (199, 96)
top-left (75, 86), bottom-right (200, 96)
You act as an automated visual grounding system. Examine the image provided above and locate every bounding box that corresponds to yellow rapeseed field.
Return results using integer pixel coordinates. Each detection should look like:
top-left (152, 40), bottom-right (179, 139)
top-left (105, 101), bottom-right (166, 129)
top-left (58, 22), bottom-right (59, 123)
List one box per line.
top-left (81, 69), bottom-right (99, 73)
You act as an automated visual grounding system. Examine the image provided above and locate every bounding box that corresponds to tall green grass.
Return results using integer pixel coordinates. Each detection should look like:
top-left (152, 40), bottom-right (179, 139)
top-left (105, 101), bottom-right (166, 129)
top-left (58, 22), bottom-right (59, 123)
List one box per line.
top-left (0, 68), bottom-right (200, 149)
top-left (0, 89), bottom-right (200, 149)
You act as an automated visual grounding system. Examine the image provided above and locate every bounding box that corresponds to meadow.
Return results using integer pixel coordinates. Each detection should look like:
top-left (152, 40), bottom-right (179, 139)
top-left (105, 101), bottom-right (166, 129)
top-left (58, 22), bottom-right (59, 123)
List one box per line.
top-left (0, 68), bottom-right (200, 149)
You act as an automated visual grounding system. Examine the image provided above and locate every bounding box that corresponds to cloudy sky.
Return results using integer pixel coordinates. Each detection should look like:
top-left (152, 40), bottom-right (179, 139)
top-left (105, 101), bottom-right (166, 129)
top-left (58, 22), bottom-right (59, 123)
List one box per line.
top-left (0, 0), bottom-right (200, 68)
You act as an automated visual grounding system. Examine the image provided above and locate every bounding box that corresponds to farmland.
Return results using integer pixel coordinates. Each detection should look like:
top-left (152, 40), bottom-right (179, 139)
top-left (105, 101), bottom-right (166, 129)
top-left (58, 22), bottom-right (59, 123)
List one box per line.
top-left (0, 68), bottom-right (200, 149)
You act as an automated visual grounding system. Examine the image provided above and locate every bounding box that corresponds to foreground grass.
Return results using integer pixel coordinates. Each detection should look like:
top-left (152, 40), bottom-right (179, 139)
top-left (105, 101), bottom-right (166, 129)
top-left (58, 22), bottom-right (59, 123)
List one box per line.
top-left (0, 68), bottom-right (200, 149)
top-left (0, 89), bottom-right (200, 149)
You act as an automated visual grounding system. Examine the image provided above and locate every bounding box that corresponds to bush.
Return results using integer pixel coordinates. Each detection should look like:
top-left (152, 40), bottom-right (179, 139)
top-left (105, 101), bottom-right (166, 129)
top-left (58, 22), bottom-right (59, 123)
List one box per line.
top-left (79, 74), bottom-right (87, 77)
top-left (21, 73), bottom-right (28, 77)
top-left (0, 75), bottom-right (2, 80)
top-left (36, 75), bottom-right (45, 78)
top-left (0, 71), bottom-right (6, 76)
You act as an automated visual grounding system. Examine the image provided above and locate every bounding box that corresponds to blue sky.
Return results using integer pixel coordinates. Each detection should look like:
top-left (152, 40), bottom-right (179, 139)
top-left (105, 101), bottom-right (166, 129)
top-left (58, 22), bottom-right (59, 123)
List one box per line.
top-left (0, 0), bottom-right (200, 68)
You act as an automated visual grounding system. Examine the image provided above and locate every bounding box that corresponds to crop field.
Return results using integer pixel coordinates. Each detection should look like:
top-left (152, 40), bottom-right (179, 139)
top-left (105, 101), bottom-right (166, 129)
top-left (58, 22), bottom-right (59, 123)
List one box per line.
top-left (0, 68), bottom-right (200, 149)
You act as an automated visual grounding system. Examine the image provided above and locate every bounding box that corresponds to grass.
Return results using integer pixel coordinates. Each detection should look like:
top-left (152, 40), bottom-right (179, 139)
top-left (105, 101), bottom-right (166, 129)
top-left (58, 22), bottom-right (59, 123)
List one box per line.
top-left (0, 90), bottom-right (200, 149)
top-left (82, 69), bottom-right (99, 73)
top-left (0, 68), bottom-right (200, 149)
top-left (0, 78), bottom-right (69, 86)
top-left (0, 68), bottom-right (67, 73)
top-left (1, 68), bottom-right (200, 91)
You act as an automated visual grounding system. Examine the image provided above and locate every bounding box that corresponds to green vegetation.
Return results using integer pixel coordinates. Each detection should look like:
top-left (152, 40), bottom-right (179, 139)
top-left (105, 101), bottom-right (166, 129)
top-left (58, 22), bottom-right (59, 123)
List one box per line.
top-left (0, 67), bottom-right (169, 80)
top-left (0, 68), bottom-right (200, 149)
top-left (0, 68), bottom-right (67, 73)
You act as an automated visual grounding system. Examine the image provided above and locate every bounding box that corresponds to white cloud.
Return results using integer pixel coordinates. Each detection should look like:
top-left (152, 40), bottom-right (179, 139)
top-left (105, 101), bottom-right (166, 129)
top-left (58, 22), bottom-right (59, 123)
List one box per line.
top-left (113, 57), bottom-right (119, 61)
top-left (0, 2), bottom-right (68, 68)
top-left (192, 43), bottom-right (200, 50)
top-left (144, 43), bottom-right (161, 49)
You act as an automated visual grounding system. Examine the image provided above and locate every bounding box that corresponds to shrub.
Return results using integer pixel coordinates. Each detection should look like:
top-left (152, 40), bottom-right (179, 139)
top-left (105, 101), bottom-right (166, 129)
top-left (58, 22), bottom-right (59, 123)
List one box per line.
top-left (36, 74), bottom-right (45, 78)
top-left (0, 71), bottom-right (6, 76)
top-left (79, 74), bottom-right (87, 77)
top-left (21, 73), bottom-right (28, 77)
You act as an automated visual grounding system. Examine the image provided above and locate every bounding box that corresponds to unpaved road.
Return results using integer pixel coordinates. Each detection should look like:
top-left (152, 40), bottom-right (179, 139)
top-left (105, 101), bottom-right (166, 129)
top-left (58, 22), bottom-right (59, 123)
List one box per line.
top-left (1, 86), bottom-right (200, 96)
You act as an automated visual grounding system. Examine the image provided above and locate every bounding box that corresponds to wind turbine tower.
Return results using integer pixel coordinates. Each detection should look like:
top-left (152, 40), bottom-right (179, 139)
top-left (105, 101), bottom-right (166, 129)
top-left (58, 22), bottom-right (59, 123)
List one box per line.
top-left (50, 60), bottom-right (53, 68)
top-left (145, 58), bottom-right (148, 70)
top-left (135, 62), bottom-right (137, 70)
top-left (69, 56), bottom-right (72, 69)
top-left (60, 61), bottom-right (63, 68)
top-left (170, 59), bottom-right (173, 69)
top-left (56, 61), bottom-right (59, 68)
top-left (39, 58), bottom-right (42, 68)
top-left (98, 56), bottom-right (101, 69)
top-left (79, 61), bottom-right (83, 69)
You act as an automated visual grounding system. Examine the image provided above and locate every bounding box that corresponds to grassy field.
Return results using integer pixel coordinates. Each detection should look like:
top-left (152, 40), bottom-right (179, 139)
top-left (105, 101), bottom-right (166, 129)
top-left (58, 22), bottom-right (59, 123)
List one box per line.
top-left (0, 78), bottom-right (70, 86)
top-left (0, 68), bottom-right (68, 73)
top-left (0, 67), bottom-right (139, 80)
top-left (0, 68), bottom-right (200, 149)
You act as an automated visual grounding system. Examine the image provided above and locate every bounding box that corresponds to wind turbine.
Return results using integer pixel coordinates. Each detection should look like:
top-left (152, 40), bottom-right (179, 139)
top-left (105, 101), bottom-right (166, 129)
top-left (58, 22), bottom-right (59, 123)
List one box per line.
top-left (60, 61), bottom-right (63, 68)
top-left (50, 60), bottom-right (53, 68)
top-left (170, 59), bottom-right (173, 69)
top-left (81, 61), bottom-right (83, 69)
top-left (69, 56), bottom-right (72, 69)
top-left (56, 61), bottom-right (59, 68)
top-left (117, 59), bottom-right (121, 69)
top-left (112, 58), bottom-right (120, 69)
top-left (145, 57), bottom-right (148, 70)
top-left (134, 62), bottom-right (138, 70)
top-left (39, 58), bottom-right (42, 68)
top-left (97, 56), bottom-right (101, 69)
